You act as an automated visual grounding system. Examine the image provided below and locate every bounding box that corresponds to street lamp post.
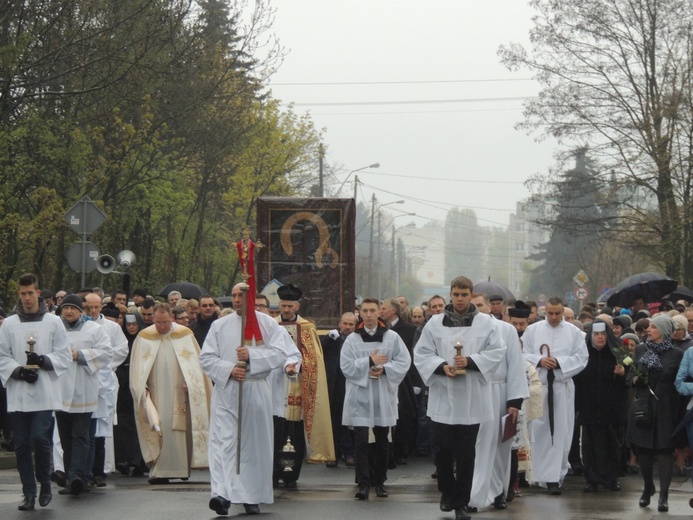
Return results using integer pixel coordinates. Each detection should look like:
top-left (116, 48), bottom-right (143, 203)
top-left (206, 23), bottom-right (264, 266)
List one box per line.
top-left (334, 162), bottom-right (380, 202)
top-left (367, 198), bottom-right (405, 292)
top-left (387, 213), bottom-right (415, 296)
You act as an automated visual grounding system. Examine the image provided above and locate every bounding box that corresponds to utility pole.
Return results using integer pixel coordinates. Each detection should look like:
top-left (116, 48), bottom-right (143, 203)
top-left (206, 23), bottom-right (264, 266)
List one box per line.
top-left (353, 174), bottom-right (359, 202)
top-left (367, 194), bottom-right (376, 291)
top-left (377, 210), bottom-right (382, 297)
top-left (318, 143), bottom-right (324, 197)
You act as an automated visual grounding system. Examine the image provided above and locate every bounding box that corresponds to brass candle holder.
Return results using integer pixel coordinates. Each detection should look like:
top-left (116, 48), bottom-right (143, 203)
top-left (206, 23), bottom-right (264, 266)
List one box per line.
top-left (26, 336), bottom-right (39, 369)
top-left (454, 341), bottom-right (467, 375)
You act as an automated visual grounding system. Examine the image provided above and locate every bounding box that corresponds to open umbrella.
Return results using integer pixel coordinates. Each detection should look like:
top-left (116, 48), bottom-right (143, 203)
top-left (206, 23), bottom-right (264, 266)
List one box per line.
top-left (157, 281), bottom-right (209, 300)
top-left (669, 286), bottom-right (693, 303)
top-left (474, 278), bottom-right (514, 300)
top-left (606, 272), bottom-right (678, 308)
top-left (540, 344), bottom-right (555, 444)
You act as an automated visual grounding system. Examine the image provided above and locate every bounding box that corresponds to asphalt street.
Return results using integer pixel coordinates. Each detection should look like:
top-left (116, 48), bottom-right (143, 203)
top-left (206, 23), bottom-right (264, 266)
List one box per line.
top-left (1, 454), bottom-right (693, 519)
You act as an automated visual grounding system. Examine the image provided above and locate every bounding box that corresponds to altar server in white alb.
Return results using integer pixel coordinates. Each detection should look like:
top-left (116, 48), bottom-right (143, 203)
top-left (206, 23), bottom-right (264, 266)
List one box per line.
top-left (468, 294), bottom-right (528, 512)
top-left (0, 273), bottom-right (71, 511)
top-left (340, 297), bottom-right (411, 501)
top-left (200, 283), bottom-right (288, 516)
top-left (56, 294), bottom-right (112, 496)
top-left (521, 296), bottom-right (588, 495)
top-left (414, 276), bottom-right (506, 520)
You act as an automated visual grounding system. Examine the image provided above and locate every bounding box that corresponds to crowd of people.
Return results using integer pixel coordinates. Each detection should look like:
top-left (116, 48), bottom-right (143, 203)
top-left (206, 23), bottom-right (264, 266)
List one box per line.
top-left (2, 272), bottom-right (693, 519)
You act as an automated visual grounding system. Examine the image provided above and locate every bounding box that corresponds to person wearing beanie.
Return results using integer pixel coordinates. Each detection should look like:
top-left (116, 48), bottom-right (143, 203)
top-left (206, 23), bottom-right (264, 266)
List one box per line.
top-left (613, 315), bottom-right (633, 338)
top-left (132, 288), bottom-right (148, 307)
top-left (0, 273), bottom-right (71, 511)
top-left (55, 293), bottom-right (112, 497)
top-left (626, 311), bottom-right (683, 513)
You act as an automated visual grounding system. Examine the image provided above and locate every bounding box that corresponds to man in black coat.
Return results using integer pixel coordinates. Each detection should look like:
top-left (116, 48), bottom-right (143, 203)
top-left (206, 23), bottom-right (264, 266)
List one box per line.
top-left (189, 295), bottom-right (218, 346)
top-left (380, 298), bottom-right (418, 465)
top-left (321, 312), bottom-right (357, 467)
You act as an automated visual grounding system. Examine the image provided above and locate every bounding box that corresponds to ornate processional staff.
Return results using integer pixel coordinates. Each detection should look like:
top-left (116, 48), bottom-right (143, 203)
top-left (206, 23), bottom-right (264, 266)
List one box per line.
top-left (234, 230), bottom-right (263, 474)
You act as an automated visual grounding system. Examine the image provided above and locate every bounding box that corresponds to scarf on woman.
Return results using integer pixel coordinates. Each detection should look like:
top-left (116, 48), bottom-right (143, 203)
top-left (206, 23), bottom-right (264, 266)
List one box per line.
top-left (639, 338), bottom-right (673, 371)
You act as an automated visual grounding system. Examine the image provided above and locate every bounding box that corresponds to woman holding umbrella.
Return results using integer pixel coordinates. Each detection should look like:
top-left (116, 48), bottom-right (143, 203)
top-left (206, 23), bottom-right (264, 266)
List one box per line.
top-left (627, 314), bottom-right (684, 512)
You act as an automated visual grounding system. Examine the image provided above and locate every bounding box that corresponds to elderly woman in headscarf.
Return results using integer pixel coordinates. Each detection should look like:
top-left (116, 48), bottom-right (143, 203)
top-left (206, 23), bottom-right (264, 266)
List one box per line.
top-left (574, 319), bottom-right (628, 493)
top-left (626, 313), bottom-right (684, 513)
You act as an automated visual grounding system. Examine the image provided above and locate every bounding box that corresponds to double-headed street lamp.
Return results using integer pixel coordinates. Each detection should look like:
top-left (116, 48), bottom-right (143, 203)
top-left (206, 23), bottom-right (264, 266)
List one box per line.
top-left (334, 163), bottom-right (380, 202)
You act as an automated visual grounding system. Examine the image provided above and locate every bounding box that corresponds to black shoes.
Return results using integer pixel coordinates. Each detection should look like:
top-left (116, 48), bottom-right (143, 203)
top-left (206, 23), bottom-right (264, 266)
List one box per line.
top-left (493, 492), bottom-right (507, 509)
top-left (396, 457), bottom-right (407, 465)
top-left (284, 480), bottom-right (297, 489)
top-left (609, 479), bottom-right (621, 491)
top-left (547, 482), bottom-right (561, 495)
top-left (440, 494), bottom-right (453, 512)
top-left (116, 462), bottom-right (131, 476)
top-left (658, 491), bottom-right (669, 512)
top-left (148, 477), bottom-right (170, 485)
top-left (355, 484), bottom-right (369, 500)
top-left (38, 483), bottom-right (52, 506)
top-left (18, 495), bottom-right (35, 511)
top-left (455, 506), bottom-right (472, 520)
top-left (583, 483), bottom-right (598, 493)
top-left (58, 478), bottom-right (84, 497)
top-left (639, 483), bottom-right (656, 507)
top-left (243, 503), bottom-right (260, 515)
top-left (51, 470), bottom-right (66, 488)
top-left (326, 460), bottom-right (338, 468)
top-left (209, 496), bottom-right (230, 516)
top-left (375, 484), bottom-right (388, 498)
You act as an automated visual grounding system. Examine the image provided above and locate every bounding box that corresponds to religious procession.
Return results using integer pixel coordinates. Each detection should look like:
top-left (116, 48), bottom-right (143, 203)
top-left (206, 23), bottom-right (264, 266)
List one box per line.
top-left (3, 230), bottom-right (693, 520)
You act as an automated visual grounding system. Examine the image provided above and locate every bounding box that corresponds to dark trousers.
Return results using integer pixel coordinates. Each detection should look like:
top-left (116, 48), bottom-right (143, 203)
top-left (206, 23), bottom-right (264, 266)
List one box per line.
top-left (415, 389), bottom-right (431, 454)
top-left (434, 421), bottom-right (480, 509)
top-left (11, 411), bottom-right (54, 496)
top-left (273, 416), bottom-right (306, 483)
top-left (86, 418), bottom-right (106, 480)
top-left (56, 411), bottom-right (92, 485)
top-left (354, 426), bottom-right (389, 487)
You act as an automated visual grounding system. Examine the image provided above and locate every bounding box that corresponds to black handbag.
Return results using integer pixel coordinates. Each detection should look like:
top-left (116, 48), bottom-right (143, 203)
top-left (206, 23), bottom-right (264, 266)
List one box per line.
top-left (632, 396), bottom-right (652, 426)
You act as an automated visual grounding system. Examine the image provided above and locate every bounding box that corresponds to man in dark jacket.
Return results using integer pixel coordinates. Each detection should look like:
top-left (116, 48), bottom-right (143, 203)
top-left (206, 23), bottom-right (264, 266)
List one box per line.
top-left (321, 312), bottom-right (357, 467)
top-left (189, 295), bottom-right (218, 346)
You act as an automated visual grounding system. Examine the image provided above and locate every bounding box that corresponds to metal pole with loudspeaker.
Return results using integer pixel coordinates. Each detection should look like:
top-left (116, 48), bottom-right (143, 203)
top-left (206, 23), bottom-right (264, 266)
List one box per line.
top-left (96, 255), bottom-right (116, 274)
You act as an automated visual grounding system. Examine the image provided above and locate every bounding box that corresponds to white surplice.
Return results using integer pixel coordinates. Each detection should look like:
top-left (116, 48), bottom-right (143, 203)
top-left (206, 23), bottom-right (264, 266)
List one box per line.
top-left (522, 319), bottom-right (588, 484)
top-left (414, 312), bottom-right (506, 425)
top-left (340, 328), bottom-right (411, 428)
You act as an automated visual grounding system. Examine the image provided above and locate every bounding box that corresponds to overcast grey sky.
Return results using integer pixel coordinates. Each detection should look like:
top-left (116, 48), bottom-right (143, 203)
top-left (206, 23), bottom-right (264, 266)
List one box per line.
top-left (267, 0), bottom-right (557, 230)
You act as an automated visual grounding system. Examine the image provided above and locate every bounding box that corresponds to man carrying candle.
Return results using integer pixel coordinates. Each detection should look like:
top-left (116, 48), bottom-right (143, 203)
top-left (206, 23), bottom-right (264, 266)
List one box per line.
top-left (0, 273), bottom-right (71, 511)
top-left (414, 276), bottom-right (506, 520)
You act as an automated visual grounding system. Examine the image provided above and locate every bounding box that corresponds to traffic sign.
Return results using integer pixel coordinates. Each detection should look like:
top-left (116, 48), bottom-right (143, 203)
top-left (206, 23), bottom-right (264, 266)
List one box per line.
top-left (64, 196), bottom-right (107, 236)
top-left (575, 287), bottom-right (589, 301)
top-left (565, 291), bottom-right (577, 304)
top-left (66, 242), bottom-right (100, 273)
top-left (573, 270), bottom-right (589, 287)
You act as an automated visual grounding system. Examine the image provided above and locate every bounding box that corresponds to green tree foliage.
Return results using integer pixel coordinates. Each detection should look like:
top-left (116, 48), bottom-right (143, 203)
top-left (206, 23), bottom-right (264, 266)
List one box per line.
top-left (0, 0), bottom-right (320, 302)
top-left (500, 0), bottom-right (693, 284)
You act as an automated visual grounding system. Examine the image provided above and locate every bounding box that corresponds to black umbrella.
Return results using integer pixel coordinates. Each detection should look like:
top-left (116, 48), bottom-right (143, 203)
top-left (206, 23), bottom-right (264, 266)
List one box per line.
top-left (474, 278), bottom-right (514, 300)
top-left (157, 282), bottom-right (209, 300)
top-left (606, 272), bottom-right (678, 308)
top-left (669, 286), bottom-right (693, 303)
top-left (540, 343), bottom-right (555, 444)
